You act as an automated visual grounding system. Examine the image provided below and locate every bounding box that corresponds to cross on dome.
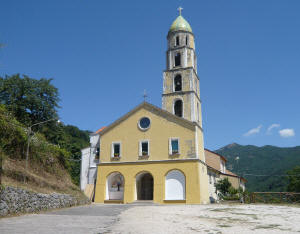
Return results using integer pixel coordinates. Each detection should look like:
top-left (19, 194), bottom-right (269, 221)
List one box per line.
top-left (143, 89), bottom-right (148, 102)
top-left (177, 6), bottom-right (183, 15)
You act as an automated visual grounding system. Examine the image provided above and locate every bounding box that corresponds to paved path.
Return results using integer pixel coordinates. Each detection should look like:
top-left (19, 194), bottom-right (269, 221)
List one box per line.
top-left (0, 204), bottom-right (130, 234)
top-left (1, 203), bottom-right (300, 234)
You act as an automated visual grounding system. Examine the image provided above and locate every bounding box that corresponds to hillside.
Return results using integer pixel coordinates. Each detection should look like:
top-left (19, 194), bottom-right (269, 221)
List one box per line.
top-left (216, 143), bottom-right (300, 192)
top-left (0, 104), bottom-right (89, 197)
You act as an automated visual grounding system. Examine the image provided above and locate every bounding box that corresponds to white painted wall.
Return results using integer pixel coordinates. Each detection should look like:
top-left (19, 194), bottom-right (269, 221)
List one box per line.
top-left (80, 147), bottom-right (90, 191)
top-left (165, 170), bottom-right (185, 200)
top-left (88, 168), bottom-right (97, 184)
top-left (207, 169), bottom-right (219, 203)
top-left (90, 134), bottom-right (99, 148)
top-left (80, 133), bottom-right (100, 191)
top-left (220, 161), bottom-right (226, 173)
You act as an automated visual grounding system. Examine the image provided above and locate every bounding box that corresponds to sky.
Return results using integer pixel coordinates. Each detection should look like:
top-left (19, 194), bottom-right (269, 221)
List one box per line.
top-left (1, 0), bottom-right (300, 150)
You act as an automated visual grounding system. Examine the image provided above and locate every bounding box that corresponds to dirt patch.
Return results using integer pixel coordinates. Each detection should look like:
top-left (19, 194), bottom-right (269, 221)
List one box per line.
top-left (111, 204), bottom-right (300, 234)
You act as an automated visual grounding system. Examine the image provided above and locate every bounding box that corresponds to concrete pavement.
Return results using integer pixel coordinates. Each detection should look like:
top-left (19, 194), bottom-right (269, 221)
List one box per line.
top-left (0, 204), bottom-right (130, 234)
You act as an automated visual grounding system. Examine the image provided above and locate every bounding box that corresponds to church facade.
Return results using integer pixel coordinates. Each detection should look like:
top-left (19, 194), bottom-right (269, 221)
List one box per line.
top-left (93, 13), bottom-right (209, 204)
top-left (81, 11), bottom-right (245, 204)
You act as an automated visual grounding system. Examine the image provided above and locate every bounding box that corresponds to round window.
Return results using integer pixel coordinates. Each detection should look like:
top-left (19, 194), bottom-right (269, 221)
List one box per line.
top-left (139, 117), bottom-right (151, 130)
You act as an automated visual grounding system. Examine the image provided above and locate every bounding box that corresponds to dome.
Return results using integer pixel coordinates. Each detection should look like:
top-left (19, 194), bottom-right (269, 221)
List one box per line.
top-left (169, 15), bottom-right (192, 33)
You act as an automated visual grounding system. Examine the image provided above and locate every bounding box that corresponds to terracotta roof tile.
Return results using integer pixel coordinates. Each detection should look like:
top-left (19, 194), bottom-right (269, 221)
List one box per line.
top-left (95, 126), bottom-right (106, 134)
top-left (205, 149), bottom-right (222, 171)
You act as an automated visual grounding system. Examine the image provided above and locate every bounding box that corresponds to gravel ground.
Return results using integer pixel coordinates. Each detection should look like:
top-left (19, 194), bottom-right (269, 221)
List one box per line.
top-left (0, 203), bottom-right (300, 234)
top-left (112, 204), bottom-right (300, 234)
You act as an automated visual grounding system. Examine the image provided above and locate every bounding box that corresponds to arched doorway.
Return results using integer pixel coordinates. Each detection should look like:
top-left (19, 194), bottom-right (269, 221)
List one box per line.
top-left (136, 172), bottom-right (154, 200)
top-left (106, 172), bottom-right (124, 200)
top-left (165, 170), bottom-right (185, 200)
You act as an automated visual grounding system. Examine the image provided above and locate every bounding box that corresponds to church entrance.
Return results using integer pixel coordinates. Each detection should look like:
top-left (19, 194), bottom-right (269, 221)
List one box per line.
top-left (136, 172), bottom-right (153, 200)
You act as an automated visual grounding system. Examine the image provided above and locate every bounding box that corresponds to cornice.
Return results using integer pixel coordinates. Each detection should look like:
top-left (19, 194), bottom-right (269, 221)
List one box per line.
top-left (162, 90), bottom-right (202, 103)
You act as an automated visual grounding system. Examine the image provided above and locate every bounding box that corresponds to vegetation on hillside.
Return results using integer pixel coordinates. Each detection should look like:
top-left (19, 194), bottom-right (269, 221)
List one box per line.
top-left (216, 143), bottom-right (300, 192)
top-left (0, 74), bottom-right (90, 187)
top-left (287, 166), bottom-right (300, 192)
top-left (0, 104), bottom-right (72, 189)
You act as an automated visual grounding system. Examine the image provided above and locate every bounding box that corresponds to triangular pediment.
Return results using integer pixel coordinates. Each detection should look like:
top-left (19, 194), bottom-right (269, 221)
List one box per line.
top-left (99, 102), bottom-right (200, 136)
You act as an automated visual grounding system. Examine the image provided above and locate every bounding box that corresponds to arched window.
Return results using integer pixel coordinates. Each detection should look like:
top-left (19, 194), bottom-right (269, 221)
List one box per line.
top-left (186, 35), bottom-right (189, 46)
top-left (106, 172), bottom-right (124, 200)
top-left (175, 53), bottom-right (181, 67)
top-left (165, 170), bottom-right (186, 200)
top-left (174, 75), bottom-right (182, 92)
top-left (175, 36), bottom-right (180, 46)
top-left (174, 100), bottom-right (183, 117)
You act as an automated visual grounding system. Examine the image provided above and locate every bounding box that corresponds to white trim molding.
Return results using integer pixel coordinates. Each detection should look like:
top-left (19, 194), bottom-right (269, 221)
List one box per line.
top-left (139, 139), bottom-right (150, 156)
top-left (111, 141), bottom-right (122, 158)
top-left (169, 137), bottom-right (180, 155)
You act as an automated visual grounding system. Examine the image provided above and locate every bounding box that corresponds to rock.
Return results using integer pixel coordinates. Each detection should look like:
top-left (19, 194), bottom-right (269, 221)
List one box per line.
top-left (0, 201), bottom-right (9, 216)
top-left (0, 186), bottom-right (89, 217)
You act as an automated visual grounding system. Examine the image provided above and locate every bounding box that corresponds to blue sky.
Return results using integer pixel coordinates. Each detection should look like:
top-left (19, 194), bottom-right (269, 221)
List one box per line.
top-left (1, 0), bottom-right (299, 150)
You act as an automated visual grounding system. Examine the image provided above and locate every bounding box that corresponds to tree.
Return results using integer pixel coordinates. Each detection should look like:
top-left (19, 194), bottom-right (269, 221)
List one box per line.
top-left (0, 74), bottom-right (60, 127)
top-left (215, 178), bottom-right (232, 195)
top-left (287, 166), bottom-right (300, 192)
top-left (0, 105), bottom-right (27, 184)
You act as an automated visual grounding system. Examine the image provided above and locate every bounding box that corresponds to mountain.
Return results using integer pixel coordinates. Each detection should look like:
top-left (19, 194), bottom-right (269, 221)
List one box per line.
top-left (216, 143), bottom-right (300, 192)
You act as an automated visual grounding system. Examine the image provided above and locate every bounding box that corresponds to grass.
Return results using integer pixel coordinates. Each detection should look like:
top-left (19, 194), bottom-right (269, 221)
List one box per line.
top-left (2, 158), bottom-right (86, 200)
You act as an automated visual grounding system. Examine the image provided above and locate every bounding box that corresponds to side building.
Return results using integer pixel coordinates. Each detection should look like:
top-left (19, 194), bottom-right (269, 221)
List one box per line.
top-left (205, 149), bottom-right (246, 202)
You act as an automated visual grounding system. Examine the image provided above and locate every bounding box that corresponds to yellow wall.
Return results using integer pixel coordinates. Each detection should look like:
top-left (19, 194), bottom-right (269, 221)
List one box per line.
top-left (94, 160), bottom-right (209, 204)
top-left (100, 107), bottom-right (197, 162)
top-left (220, 174), bottom-right (240, 189)
top-left (96, 104), bottom-right (209, 204)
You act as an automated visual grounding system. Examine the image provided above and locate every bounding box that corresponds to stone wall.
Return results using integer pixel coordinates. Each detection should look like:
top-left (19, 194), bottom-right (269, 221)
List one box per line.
top-left (0, 186), bottom-right (90, 216)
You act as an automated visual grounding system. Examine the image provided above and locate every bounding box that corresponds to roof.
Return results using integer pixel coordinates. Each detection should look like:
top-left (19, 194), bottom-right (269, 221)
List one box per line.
top-left (225, 169), bottom-right (237, 177)
top-left (205, 149), bottom-right (247, 182)
top-left (205, 148), bottom-right (227, 162)
top-left (98, 101), bottom-right (200, 136)
top-left (169, 15), bottom-right (192, 34)
top-left (205, 149), bottom-right (223, 172)
top-left (95, 126), bottom-right (106, 134)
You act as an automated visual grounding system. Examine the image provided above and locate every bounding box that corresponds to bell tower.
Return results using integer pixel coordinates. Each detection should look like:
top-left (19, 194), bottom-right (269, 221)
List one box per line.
top-left (162, 8), bottom-right (202, 127)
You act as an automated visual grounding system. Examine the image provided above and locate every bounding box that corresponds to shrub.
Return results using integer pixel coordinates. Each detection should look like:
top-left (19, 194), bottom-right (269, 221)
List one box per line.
top-left (216, 178), bottom-right (232, 195)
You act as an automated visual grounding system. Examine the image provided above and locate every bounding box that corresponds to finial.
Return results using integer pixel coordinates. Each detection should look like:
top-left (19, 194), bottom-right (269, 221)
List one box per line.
top-left (143, 89), bottom-right (148, 102)
top-left (177, 6), bottom-right (183, 16)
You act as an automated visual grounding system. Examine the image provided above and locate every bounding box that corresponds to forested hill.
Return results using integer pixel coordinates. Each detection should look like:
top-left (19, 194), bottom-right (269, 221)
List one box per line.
top-left (216, 143), bottom-right (300, 192)
top-left (0, 74), bottom-right (90, 190)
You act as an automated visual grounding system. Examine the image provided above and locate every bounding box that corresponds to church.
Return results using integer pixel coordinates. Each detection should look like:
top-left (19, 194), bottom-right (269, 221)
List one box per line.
top-left (80, 10), bottom-right (246, 204)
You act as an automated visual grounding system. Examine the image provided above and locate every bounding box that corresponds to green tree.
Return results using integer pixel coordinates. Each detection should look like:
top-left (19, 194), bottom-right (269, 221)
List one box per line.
top-left (0, 105), bottom-right (27, 184)
top-left (287, 166), bottom-right (300, 192)
top-left (0, 74), bottom-right (60, 126)
top-left (216, 178), bottom-right (232, 195)
top-left (0, 75), bottom-right (90, 186)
